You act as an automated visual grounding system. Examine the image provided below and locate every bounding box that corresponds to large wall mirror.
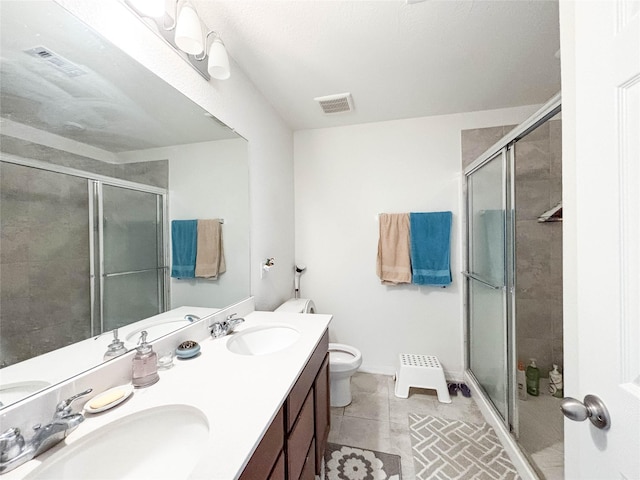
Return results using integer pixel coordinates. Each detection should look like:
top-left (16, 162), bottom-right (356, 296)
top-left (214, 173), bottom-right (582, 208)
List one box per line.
top-left (0, 1), bottom-right (250, 409)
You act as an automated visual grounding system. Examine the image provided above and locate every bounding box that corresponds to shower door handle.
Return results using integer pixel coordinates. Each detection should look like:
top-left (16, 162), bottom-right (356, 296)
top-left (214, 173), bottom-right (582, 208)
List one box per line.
top-left (561, 394), bottom-right (611, 430)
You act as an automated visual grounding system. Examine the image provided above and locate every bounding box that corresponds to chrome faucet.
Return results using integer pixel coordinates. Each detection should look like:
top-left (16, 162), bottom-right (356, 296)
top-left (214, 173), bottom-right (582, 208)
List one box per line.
top-left (0, 388), bottom-right (92, 474)
top-left (210, 313), bottom-right (245, 338)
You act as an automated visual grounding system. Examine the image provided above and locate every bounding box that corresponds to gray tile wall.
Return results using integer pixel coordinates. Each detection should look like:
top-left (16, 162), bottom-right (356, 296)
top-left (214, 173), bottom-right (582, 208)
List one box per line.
top-left (0, 135), bottom-right (168, 188)
top-left (461, 125), bottom-right (517, 169)
top-left (514, 120), bottom-right (563, 376)
top-left (0, 140), bottom-right (168, 367)
top-left (461, 121), bottom-right (563, 378)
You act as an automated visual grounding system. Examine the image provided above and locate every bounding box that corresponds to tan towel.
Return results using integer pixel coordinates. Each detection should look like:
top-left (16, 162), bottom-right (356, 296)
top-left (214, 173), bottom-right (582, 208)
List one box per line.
top-left (376, 213), bottom-right (412, 285)
top-left (195, 219), bottom-right (226, 279)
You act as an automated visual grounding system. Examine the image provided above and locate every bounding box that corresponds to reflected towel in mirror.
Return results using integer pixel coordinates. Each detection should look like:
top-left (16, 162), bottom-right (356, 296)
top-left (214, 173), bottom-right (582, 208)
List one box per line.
top-left (171, 220), bottom-right (198, 278)
top-left (195, 219), bottom-right (226, 279)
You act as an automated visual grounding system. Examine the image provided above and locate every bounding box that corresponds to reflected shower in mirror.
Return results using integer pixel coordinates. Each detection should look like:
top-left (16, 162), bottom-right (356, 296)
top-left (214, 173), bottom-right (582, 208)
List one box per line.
top-left (0, 1), bottom-right (250, 409)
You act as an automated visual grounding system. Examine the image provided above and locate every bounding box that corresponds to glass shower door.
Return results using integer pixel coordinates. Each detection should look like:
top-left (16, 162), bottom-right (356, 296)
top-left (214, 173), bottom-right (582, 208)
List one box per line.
top-left (100, 184), bottom-right (166, 332)
top-left (466, 150), bottom-right (509, 419)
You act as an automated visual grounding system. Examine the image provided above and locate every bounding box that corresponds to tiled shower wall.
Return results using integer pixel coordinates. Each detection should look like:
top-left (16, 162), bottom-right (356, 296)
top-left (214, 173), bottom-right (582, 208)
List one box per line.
top-left (461, 120), bottom-right (563, 378)
top-left (514, 119), bottom-right (563, 377)
top-left (0, 140), bottom-right (167, 367)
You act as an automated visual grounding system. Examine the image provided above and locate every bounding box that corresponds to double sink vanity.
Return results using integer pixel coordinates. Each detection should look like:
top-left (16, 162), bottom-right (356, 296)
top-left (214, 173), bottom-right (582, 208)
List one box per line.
top-left (0, 298), bottom-right (332, 479)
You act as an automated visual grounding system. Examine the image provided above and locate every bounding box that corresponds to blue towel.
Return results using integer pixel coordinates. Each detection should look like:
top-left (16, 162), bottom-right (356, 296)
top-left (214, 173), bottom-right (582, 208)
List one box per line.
top-left (409, 211), bottom-right (452, 286)
top-left (171, 220), bottom-right (198, 278)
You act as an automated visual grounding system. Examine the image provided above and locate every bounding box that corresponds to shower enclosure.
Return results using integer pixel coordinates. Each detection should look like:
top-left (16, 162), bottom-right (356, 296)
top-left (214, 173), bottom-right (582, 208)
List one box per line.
top-left (464, 95), bottom-right (563, 479)
top-left (0, 156), bottom-right (168, 366)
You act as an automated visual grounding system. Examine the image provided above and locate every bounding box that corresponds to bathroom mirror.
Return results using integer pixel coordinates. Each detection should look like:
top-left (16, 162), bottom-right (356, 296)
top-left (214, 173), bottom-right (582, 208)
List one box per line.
top-left (0, 1), bottom-right (250, 408)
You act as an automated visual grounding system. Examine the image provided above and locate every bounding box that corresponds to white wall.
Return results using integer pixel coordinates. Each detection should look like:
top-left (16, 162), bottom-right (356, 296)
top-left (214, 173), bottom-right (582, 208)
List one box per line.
top-left (294, 105), bottom-right (539, 377)
top-left (120, 139), bottom-right (251, 308)
top-left (168, 139), bottom-right (250, 308)
top-left (58, 0), bottom-right (294, 310)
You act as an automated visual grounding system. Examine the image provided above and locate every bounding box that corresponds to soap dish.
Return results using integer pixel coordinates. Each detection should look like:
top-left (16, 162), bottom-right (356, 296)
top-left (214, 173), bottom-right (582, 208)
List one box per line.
top-left (176, 340), bottom-right (201, 359)
top-left (84, 384), bottom-right (133, 414)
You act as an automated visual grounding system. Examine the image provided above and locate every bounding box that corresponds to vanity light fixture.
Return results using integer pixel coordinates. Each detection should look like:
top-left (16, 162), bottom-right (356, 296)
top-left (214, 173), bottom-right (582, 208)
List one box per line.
top-left (174, 2), bottom-right (204, 55)
top-left (123, 0), bottom-right (231, 81)
top-left (202, 33), bottom-right (230, 80)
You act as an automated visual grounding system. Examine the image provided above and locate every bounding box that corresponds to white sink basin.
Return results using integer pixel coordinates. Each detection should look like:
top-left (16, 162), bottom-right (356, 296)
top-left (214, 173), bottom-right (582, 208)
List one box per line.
top-left (124, 318), bottom-right (194, 343)
top-left (25, 405), bottom-right (208, 480)
top-left (0, 381), bottom-right (50, 408)
top-left (227, 325), bottom-right (300, 356)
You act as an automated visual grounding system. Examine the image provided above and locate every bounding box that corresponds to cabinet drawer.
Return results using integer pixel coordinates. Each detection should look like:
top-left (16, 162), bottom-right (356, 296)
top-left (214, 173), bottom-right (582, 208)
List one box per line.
top-left (287, 330), bottom-right (329, 432)
top-left (239, 406), bottom-right (285, 480)
top-left (287, 390), bottom-right (314, 480)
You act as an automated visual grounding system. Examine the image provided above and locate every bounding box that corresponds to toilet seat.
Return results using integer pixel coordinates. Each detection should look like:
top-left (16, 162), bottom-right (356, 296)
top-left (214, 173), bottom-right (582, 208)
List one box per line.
top-left (329, 343), bottom-right (362, 373)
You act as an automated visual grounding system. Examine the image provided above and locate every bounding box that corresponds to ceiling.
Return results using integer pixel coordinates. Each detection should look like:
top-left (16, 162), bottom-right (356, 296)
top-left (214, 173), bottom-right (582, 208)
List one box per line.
top-left (195, 0), bottom-right (561, 130)
top-left (0, 1), bottom-right (237, 155)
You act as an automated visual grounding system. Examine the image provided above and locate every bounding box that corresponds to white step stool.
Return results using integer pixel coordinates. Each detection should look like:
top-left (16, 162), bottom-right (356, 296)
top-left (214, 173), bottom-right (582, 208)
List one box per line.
top-left (394, 354), bottom-right (451, 403)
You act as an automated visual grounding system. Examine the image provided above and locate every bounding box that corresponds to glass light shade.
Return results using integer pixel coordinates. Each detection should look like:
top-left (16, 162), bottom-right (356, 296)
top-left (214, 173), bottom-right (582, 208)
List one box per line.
top-left (175, 4), bottom-right (204, 55)
top-left (208, 38), bottom-right (230, 80)
top-left (129, 0), bottom-right (165, 17)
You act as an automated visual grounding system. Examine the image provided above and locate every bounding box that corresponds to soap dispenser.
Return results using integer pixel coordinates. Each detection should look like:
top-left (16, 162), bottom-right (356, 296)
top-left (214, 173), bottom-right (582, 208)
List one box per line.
top-left (103, 329), bottom-right (127, 361)
top-left (132, 331), bottom-right (159, 388)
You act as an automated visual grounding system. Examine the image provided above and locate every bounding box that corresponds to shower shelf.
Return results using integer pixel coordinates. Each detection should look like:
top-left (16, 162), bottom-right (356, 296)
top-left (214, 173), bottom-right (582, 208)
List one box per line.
top-left (538, 202), bottom-right (562, 223)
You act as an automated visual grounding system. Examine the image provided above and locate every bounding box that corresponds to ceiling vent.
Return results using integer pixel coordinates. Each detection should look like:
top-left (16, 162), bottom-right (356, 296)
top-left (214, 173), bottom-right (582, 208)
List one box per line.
top-left (314, 93), bottom-right (354, 115)
top-left (24, 46), bottom-right (88, 77)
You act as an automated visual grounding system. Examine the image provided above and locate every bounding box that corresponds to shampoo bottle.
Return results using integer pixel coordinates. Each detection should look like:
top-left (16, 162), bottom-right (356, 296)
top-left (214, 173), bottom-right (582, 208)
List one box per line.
top-left (132, 330), bottom-right (159, 388)
top-left (548, 364), bottom-right (563, 398)
top-left (526, 359), bottom-right (540, 396)
top-left (517, 361), bottom-right (528, 400)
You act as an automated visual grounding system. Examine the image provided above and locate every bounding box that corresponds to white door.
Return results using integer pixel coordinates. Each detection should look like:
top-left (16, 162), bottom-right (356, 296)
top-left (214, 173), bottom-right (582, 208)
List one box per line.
top-left (560, 0), bottom-right (640, 478)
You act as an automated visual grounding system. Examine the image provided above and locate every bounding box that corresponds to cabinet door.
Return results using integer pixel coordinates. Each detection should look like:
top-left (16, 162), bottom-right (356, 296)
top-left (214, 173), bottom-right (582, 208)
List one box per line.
top-left (287, 331), bottom-right (329, 431)
top-left (287, 390), bottom-right (315, 480)
top-left (314, 354), bottom-right (330, 474)
top-left (268, 451), bottom-right (285, 480)
top-left (239, 407), bottom-right (284, 480)
top-left (299, 439), bottom-right (316, 480)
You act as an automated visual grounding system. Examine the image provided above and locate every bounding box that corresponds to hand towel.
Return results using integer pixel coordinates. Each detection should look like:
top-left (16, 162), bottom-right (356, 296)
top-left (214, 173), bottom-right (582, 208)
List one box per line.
top-left (409, 211), bottom-right (452, 286)
top-left (195, 219), bottom-right (226, 279)
top-left (171, 220), bottom-right (198, 278)
top-left (376, 213), bottom-right (412, 285)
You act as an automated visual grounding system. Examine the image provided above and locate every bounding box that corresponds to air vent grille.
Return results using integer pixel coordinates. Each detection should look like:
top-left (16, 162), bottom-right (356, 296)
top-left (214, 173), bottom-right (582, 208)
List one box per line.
top-left (314, 93), bottom-right (354, 115)
top-left (24, 46), bottom-right (88, 77)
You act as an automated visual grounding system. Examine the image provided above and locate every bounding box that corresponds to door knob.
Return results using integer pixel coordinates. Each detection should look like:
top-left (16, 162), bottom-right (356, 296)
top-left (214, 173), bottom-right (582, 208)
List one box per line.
top-left (561, 394), bottom-right (610, 430)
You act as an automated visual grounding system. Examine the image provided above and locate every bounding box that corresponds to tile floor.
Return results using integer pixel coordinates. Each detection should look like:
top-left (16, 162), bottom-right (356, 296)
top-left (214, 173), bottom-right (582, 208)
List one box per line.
top-left (328, 373), bottom-right (485, 480)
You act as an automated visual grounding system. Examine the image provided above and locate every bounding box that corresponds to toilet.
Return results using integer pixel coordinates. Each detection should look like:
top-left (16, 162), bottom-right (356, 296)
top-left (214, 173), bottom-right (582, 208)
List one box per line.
top-left (275, 298), bottom-right (363, 407)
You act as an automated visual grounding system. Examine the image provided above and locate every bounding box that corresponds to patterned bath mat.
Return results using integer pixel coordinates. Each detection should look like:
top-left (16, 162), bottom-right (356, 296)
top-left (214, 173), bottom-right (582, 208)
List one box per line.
top-left (325, 442), bottom-right (402, 480)
top-left (409, 414), bottom-right (520, 480)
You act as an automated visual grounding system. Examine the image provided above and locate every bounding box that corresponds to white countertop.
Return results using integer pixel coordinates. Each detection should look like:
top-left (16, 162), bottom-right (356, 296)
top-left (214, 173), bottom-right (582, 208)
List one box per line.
top-left (0, 306), bottom-right (220, 403)
top-left (5, 310), bottom-right (331, 480)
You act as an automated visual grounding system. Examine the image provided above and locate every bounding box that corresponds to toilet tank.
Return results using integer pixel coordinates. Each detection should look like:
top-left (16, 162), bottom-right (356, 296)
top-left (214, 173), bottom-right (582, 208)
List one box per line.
top-left (274, 298), bottom-right (316, 314)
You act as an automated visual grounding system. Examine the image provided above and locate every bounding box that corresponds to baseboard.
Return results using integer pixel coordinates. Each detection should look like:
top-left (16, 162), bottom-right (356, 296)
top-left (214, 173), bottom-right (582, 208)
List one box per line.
top-left (358, 365), bottom-right (395, 376)
top-left (358, 365), bottom-right (465, 383)
top-left (464, 371), bottom-right (540, 480)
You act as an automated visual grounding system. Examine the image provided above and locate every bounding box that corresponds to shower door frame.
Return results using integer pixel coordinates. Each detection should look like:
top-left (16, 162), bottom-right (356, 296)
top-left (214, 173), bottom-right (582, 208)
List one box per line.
top-left (0, 154), bottom-right (170, 337)
top-left (462, 94), bottom-right (562, 435)
top-left (89, 180), bottom-right (169, 336)
top-left (464, 146), bottom-right (513, 424)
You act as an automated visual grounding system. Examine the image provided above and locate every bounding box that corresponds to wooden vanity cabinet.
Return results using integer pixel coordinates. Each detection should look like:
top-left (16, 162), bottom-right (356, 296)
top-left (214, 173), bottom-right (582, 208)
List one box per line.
top-left (313, 355), bottom-right (330, 474)
top-left (239, 407), bottom-right (285, 480)
top-left (239, 329), bottom-right (329, 480)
